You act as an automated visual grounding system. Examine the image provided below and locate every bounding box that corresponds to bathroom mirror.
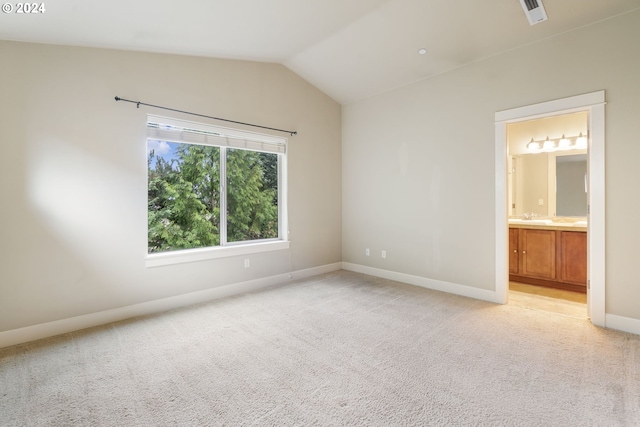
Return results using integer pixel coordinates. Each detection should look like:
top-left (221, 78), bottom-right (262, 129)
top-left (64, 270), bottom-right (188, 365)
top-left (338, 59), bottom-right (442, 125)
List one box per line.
top-left (510, 151), bottom-right (587, 218)
top-left (556, 154), bottom-right (587, 216)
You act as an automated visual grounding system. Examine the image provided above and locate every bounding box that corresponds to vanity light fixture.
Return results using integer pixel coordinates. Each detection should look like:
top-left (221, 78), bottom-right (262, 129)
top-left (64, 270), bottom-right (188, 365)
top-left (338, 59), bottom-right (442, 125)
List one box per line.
top-left (525, 132), bottom-right (589, 152)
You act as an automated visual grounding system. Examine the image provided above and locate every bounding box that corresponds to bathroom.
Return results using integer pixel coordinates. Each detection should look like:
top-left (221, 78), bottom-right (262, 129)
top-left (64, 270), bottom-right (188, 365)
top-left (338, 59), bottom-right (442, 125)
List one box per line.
top-left (507, 111), bottom-right (588, 316)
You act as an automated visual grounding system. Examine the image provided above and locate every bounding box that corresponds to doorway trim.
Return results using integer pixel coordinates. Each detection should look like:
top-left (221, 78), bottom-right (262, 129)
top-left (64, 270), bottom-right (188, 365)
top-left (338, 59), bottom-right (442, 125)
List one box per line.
top-left (494, 91), bottom-right (605, 326)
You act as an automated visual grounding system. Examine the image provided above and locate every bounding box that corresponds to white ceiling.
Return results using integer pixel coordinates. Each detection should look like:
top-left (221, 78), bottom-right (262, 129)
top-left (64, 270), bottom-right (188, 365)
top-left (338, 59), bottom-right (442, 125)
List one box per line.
top-left (2, 0), bottom-right (640, 104)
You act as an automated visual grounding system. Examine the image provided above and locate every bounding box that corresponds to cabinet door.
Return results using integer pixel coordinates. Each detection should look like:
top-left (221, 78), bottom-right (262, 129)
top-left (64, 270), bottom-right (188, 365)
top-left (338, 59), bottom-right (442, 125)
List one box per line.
top-left (509, 228), bottom-right (519, 274)
top-left (559, 231), bottom-right (587, 286)
top-left (520, 229), bottom-right (556, 280)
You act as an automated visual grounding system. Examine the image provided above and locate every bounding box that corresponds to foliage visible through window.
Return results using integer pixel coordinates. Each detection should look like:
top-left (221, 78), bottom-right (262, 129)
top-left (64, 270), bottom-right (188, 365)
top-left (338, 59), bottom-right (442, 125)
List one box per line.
top-left (147, 120), bottom-right (282, 254)
top-left (226, 149), bottom-right (279, 243)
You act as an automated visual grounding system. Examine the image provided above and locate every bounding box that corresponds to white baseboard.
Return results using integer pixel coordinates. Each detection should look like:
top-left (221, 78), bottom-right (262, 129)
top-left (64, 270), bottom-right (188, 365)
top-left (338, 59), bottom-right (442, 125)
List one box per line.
top-left (341, 262), bottom-right (499, 303)
top-left (605, 314), bottom-right (640, 336)
top-left (0, 262), bottom-right (342, 349)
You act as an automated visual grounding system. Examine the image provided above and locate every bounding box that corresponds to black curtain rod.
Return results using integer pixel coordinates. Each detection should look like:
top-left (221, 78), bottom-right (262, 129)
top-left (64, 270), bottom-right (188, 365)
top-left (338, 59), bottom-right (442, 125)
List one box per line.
top-left (114, 96), bottom-right (297, 136)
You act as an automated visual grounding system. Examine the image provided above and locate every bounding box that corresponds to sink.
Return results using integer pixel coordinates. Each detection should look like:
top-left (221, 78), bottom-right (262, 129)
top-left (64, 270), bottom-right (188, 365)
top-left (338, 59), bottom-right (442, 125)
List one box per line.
top-left (508, 219), bottom-right (553, 225)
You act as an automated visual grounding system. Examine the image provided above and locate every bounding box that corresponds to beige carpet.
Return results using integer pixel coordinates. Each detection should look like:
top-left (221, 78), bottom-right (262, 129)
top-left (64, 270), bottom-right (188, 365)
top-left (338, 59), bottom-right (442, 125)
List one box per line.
top-left (1, 270), bottom-right (639, 426)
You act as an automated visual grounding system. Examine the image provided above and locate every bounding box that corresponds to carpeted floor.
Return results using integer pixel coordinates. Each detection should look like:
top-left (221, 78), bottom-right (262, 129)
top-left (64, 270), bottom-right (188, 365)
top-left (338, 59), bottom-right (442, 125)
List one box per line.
top-left (1, 270), bottom-right (639, 426)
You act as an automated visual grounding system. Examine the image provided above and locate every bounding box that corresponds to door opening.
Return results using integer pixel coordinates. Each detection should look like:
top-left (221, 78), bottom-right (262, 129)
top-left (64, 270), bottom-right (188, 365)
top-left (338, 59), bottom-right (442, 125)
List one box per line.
top-left (506, 112), bottom-right (589, 318)
top-left (495, 91), bottom-right (605, 327)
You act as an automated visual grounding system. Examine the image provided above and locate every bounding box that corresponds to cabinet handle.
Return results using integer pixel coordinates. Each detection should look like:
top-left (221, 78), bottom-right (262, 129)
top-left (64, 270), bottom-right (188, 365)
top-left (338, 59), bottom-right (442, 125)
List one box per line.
top-left (522, 251), bottom-right (526, 254)
top-left (513, 250), bottom-right (517, 253)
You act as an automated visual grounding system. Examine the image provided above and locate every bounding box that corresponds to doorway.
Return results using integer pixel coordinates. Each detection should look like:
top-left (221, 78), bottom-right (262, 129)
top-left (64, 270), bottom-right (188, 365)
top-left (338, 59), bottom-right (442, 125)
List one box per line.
top-left (494, 91), bottom-right (605, 327)
top-left (507, 112), bottom-right (588, 318)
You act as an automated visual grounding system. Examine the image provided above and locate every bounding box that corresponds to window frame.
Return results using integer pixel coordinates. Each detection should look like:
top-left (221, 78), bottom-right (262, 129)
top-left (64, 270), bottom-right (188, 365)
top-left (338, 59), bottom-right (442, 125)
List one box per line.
top-left (145, 115), bottom-right (289, 267)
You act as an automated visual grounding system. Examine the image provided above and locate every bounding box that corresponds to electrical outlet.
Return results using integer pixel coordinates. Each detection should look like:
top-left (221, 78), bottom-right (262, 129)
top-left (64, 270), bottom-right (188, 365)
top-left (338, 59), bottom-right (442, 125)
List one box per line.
top-left (244, 259), bottom-right (251, 268)
top-left (365, 248), bottom-right (370, 256)
top-left (381, 250), bottom-right (386, 259)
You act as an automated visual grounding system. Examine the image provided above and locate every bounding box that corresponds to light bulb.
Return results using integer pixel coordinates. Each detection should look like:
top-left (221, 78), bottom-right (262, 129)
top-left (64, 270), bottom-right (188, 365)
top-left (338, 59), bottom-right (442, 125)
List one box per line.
top-left (526, 138), bottom-right (540, 151)
top-left (558, 134), bottom-right (570, 148)
top-left (576, 132), bottom-right (588, 148)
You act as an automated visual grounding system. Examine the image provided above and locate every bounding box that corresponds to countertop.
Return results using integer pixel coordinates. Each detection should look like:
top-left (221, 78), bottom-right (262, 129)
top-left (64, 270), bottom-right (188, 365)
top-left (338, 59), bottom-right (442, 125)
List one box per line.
top-left (508, 219), bottom-right (587, 232)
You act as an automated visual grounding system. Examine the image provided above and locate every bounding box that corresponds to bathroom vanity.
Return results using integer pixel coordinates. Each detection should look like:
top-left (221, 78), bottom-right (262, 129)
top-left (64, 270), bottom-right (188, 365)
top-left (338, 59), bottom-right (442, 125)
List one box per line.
top-left (508, 220), bottom-right (587, 293)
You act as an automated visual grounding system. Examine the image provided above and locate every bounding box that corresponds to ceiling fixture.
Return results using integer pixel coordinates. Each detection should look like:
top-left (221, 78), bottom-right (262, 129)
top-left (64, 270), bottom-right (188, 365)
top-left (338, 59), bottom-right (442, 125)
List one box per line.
top-left (526, 132), bottom-right (588, 152)
top-left (418, 48), bottom-right (427, 55)
top-left (519, 0), bottom-right (548, 25)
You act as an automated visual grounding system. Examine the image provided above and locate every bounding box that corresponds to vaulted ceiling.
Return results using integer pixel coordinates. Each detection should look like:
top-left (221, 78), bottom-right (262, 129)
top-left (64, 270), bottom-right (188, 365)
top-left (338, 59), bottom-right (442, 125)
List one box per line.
top-left (2, 0), bottom-right (640, 104)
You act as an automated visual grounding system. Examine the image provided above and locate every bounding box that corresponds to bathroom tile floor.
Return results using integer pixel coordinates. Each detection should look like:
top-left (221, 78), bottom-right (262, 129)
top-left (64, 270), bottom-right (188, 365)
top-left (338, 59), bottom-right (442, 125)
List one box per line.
top-left (509, 282), bottom-right (587, 319)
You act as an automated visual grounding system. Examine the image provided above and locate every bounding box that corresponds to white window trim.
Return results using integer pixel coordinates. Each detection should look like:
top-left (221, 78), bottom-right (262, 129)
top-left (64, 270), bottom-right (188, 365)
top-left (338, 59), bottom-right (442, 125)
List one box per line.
top-left (145, 240), bottom-right (290, 268)
top-left (145, 115), bottom-right (289, 268)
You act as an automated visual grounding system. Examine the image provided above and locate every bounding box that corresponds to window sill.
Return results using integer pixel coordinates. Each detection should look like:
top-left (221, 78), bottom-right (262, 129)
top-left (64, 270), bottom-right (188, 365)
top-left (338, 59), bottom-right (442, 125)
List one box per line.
top-left (145, 240), bottom-right (290, 268)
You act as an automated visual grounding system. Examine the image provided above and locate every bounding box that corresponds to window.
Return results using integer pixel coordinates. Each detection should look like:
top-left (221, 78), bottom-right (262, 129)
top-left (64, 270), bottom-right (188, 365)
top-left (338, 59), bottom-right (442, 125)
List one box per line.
top-left (146, 115), bottom-right (287, 265)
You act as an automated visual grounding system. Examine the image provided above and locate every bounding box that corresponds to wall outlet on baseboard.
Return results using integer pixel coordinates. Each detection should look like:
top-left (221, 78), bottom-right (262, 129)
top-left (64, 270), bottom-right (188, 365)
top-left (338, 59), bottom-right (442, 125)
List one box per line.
top-left (381, 250), bottom-right (386, 259)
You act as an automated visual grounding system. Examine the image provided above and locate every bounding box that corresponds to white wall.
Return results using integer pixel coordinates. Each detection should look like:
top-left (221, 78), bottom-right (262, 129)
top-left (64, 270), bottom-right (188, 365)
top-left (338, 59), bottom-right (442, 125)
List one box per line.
top-left (0, 42), bottom-right (342, 334)
top-left (342, 10), bottom-right (640, 319)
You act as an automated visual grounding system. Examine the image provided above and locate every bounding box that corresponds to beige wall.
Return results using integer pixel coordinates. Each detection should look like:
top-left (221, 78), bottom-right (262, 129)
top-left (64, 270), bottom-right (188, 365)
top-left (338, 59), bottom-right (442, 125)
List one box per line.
top-left (0, 42), bottom-right (342, 332)
top-left (342, 10), bottom-right (640, 318)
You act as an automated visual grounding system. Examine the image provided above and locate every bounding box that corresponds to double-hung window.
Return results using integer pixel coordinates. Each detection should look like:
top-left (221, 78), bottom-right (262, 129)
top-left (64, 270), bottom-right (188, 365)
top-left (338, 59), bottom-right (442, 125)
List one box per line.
top-left (145, 115), bottom-right (288, 266)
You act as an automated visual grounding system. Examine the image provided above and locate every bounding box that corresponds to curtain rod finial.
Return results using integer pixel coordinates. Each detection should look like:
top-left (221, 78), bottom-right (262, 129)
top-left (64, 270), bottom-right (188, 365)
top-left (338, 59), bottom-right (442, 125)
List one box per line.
top-left (115, 96), bottom-right (121, 101)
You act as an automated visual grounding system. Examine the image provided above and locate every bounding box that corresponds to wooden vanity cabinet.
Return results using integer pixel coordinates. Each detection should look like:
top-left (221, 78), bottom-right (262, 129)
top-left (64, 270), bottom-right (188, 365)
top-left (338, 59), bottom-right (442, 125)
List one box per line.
top-left (509, 227), bottom-right (586, 293)
top-left (559, 231), bottom-right (587, 286)
top-left (509, 228), bottom-right (519, 275)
